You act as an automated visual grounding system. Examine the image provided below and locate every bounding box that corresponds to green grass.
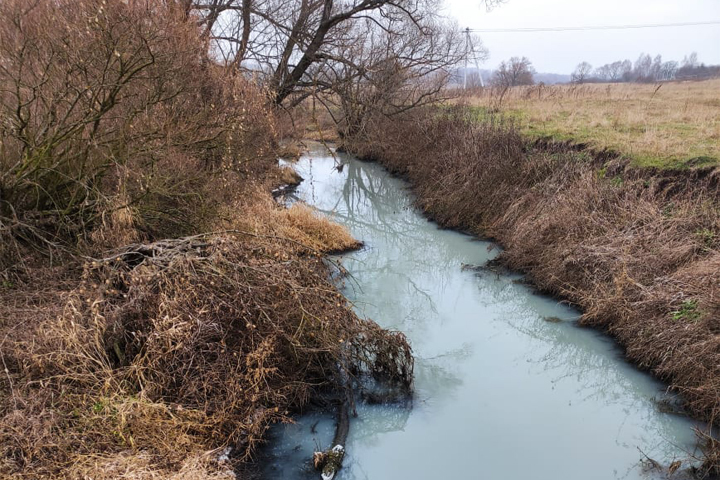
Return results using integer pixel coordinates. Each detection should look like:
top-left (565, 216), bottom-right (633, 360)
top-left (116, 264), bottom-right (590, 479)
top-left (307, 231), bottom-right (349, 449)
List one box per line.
top-left (671, 299), bottom-right (702, 322)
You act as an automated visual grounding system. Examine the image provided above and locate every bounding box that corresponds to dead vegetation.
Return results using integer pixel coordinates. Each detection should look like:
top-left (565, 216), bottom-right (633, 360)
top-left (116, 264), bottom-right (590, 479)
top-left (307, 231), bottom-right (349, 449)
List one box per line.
top-left (348, 106), bottom-right (720, 476)
top-left (0, 0), bottom-right (276, 276)
top-left (1, 221), bottom-right (410, 479)
top-left (0, 1), bottom-right (412, 478)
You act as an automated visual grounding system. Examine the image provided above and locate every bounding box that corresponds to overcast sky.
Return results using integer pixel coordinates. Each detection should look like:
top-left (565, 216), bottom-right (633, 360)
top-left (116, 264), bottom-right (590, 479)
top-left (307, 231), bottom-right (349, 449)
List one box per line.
top-left (443, 0), bottom-right (720, 73)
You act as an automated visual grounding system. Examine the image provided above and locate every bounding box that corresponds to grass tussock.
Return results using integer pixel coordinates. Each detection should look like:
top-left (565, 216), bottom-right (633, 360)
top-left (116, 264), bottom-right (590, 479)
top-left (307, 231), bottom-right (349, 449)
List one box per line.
top-left (463, 80), bottom-right (720, 168)
top-left (274, 204), bottom-right (362, 253)
top-left (349, 106), bottom-right (720, 475)
top-left (278, 165), bottom-right (304, 185)
top-left (221, 188), bottom-right (361, 254)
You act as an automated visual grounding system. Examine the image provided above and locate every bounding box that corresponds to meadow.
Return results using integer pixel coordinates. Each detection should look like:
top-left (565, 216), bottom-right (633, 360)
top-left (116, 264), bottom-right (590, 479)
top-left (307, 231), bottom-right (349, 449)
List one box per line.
top-left (464, 79), bottom-right (720, 168)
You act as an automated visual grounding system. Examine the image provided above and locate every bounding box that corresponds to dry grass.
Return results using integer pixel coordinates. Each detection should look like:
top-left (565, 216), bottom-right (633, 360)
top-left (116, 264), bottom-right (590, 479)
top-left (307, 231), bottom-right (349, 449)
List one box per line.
top-left (463, 80), bottom-right (720, 168)
top-left (273, 204), bottom-right (362, 253)
top-left (350, 106), bottom-right (720, 475)
top-left (220, 186), bottom-right (361, 254)
top-left (0, 191), bottom-right (410, 479)
top-left (278, 166), bottom-right (304, 185)
top-left (304, 128), bottom-right (341, 144)
top-left (64, 452), bottom-right (236, 480)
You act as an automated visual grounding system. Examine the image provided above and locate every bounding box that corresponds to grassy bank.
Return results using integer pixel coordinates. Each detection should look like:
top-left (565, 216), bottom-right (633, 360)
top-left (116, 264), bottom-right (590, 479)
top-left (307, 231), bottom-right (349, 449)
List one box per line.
top-left (463, 79), bottom-right (720, 168)
top-left (348, 107), bottom-right (720, 475)
top-left (0, 2), bottom-right (411, 478)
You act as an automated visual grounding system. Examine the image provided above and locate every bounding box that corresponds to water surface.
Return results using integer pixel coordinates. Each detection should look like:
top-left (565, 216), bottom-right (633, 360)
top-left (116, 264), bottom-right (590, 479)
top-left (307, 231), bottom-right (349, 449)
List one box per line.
top-left (264, 145), bottom-right (700, 480)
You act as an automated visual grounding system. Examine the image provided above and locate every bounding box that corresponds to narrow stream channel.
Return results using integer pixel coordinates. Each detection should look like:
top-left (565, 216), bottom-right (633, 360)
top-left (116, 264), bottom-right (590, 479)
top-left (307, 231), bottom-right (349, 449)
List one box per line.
top-left (263, 144), bottom-right (701, 480)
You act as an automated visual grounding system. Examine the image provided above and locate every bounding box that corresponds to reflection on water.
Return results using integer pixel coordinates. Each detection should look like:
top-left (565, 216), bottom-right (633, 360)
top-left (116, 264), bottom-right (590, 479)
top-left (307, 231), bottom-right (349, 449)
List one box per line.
top-left (264, 146), bottom-right (700, 480)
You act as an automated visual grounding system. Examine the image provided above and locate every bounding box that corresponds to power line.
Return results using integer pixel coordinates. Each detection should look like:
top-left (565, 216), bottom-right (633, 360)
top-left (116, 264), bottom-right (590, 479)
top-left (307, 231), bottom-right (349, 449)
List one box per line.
top-left (467, 20), bottom-right (720, 33)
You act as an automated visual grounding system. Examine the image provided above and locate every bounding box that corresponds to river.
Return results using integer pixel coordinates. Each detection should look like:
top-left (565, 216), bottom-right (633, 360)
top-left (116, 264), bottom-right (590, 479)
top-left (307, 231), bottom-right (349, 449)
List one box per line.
top-left (262, 144), bottom-right (701, 480)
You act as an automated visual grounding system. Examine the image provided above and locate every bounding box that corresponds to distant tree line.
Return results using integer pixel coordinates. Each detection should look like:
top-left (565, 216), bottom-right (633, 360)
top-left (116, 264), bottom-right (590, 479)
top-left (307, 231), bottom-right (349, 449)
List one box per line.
top-left (572, 52), bottom-right (720, 84)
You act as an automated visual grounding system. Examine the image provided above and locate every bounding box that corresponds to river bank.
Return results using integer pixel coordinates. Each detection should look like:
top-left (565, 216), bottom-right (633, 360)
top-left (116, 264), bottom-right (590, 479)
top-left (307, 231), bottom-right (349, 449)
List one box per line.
top-left (261, 145), bottom-right (702, 479)
top-left (0, 158), bottom-right (417, 479)
top-left (345, 107), bottom-right (720, 475)
top-left (0, 2), bottom-right (412, 477)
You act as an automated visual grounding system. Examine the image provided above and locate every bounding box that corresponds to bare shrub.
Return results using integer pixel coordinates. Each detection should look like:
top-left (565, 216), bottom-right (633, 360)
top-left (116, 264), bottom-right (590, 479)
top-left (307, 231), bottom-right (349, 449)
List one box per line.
top-left (0, 0), bottom-right (275, 273)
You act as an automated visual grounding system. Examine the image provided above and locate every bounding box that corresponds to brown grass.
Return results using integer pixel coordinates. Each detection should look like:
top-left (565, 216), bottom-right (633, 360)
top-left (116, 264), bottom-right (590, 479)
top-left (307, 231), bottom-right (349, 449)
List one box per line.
top-left (0, 193), bottom-right (410, 479)
top-left (278, 166), bottom-right (304, 185)
top-left (273, 204), bottom-right (362, 253)
top-left (463, 80), bottom-right (720, 168)
top-left (64, 452), bottom-right (236, 480)
top-left (349, 106), bottom-right (720, 475)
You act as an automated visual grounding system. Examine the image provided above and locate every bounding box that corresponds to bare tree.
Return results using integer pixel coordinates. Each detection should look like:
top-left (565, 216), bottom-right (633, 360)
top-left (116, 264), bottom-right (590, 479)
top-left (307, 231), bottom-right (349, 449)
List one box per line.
top-left (619, 60), bottom-right (633, 81)
top-left (190, 0), bottom-right (468, 107)
top-left (571, 61), bottom-right (593, 84)
top-left (607, 61), bottom-right (626, 81)
top-left (316, 15), bottom-right (479, 137)
top-left (682, 52), bottom-right (699, 69)
top-left (633, 53), bottom-right (653, 81)
top-left (492, 56), bottom-right (535, 87)
top-left (593, 52), bottom-right (715, 84)
top-left (659, 60), bottom-right (678, 80)
top-left (595, 61), bottom-right (625, 82)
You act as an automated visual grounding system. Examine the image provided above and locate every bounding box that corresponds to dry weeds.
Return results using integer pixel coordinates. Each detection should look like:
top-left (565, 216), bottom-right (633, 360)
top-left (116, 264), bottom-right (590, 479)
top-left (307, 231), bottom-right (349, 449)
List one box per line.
top-left (0, 194), bottom-right (410, 479)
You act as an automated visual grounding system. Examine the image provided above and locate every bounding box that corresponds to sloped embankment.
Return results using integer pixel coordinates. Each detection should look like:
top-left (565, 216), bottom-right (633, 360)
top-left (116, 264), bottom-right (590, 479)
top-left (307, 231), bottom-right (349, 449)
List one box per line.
top-left (347, 107), bottom-right (720, 475)
top-left (0, 185), bottom-right (413, 479)
top-left (0, 1), bottom-right (411, 476)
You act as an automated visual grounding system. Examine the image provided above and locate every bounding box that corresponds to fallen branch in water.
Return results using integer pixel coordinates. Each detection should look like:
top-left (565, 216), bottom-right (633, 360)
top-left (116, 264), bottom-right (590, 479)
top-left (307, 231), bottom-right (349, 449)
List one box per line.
top-left (313, 400), bottom-right (349, 480)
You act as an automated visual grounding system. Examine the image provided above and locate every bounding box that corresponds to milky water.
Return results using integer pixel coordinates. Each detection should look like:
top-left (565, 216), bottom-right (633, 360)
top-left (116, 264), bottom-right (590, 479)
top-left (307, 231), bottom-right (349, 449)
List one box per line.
top-left (262, 145), bottom-right (700, 480)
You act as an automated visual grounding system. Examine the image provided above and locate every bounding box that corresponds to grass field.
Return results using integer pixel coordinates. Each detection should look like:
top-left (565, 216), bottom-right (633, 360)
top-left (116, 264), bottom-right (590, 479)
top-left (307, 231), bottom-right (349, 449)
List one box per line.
top-left (464, 79), bottom-right (720, 168)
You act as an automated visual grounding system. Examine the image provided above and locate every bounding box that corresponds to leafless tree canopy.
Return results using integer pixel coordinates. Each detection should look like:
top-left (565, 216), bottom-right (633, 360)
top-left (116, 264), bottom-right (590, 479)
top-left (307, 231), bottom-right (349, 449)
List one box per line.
top-left (492, 56), bottom-right (535, 87)
top-left (592, 51), bottom-right (718, 83)
top-left (318, 14), bottom-right (477, 136)
top-left (571, 61), bottom-right (592, 84)
top-left (190, 0), bottom-right (473, 110)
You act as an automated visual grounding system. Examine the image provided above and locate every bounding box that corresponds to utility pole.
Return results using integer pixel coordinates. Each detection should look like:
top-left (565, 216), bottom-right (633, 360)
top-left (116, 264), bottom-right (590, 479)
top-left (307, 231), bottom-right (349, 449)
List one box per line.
top-left (464, 27), bottom-right (485, 89)
top-left (464, 27), bottom-right (469, 90)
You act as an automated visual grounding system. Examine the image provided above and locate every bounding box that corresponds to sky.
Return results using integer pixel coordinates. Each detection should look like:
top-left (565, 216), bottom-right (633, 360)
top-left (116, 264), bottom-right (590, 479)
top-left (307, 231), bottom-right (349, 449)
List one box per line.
top-left (443, 0), bottom-right (720, 74)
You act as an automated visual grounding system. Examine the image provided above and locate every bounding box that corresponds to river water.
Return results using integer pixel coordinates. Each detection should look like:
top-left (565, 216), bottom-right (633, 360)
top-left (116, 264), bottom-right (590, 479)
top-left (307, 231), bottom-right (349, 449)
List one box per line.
top-left (263, 145), bottom-right (701, 480)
